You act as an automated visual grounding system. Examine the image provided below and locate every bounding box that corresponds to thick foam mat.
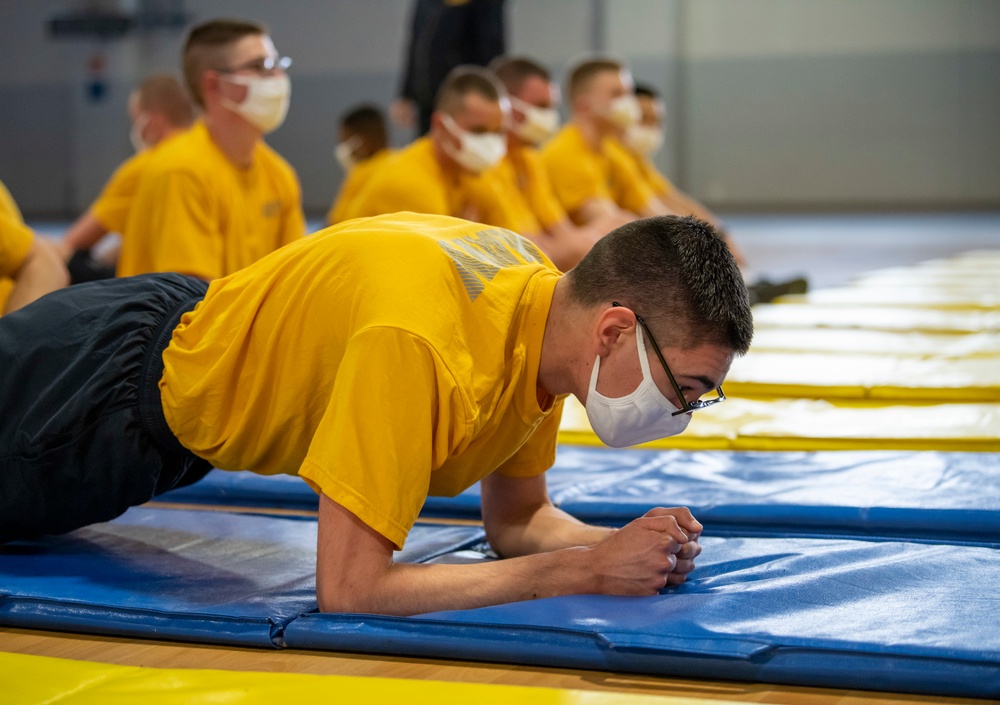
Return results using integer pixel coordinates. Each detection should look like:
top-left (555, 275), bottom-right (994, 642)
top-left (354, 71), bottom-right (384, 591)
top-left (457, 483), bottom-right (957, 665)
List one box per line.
top-left (558, 396), bottom-right (1000, 452)
top-left (5, 652), bottom-right (710, 705)
top-left (3, 509), bottom-right (999, 698)
top-left (724, 351), bottom-right (1000, 401)
top-left (751, 303), bottom-right (1000, 333)
top-left (0, 507), bottom-right (484, 647)
top-left (749, 328), bottom-right (1000, 357)
top-left (284, 535), bottom-right (1000, 699)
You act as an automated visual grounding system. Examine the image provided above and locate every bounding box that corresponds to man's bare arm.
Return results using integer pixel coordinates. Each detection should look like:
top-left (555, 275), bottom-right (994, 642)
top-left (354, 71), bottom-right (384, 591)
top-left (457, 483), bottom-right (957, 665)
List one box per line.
top-left (4, 237), bottom-right (69, 314)
top-left (571, 197), bottom-right (636, 228)
top-left (481, 471), bottom-right (614, 555)
top-left (316, 492), bottom-right (689, 616)
top-left (60, 211), bottom-right (108, 260)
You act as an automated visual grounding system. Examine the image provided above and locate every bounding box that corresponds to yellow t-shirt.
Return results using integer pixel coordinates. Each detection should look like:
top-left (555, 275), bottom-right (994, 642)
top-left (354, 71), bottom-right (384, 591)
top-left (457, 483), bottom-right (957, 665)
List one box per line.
top-left (0, 211), bottom-right (33, 279)
top-left (327, 149), bottom-right (393, 226)
top-left (90, 133), bottom-right (185, 234)
top-left (497, 145), bottom-right (568, 231)
top-left (161, 212), bottom-right (565, 549)
top-left (118, 120), bottom-right (305, 281)
top-left (342, 137), bottom-right (520, 231)
top-left (617, 140), bottom-right (673, 200)
top-left (541, 123), bottom-right (655, 219)
top-left (0, 180), bottom-right (28, 308)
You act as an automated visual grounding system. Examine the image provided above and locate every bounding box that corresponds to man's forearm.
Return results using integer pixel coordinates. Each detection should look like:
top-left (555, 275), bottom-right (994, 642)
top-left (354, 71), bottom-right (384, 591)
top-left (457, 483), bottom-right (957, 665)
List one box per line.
top-left (318, 545), bottom-right (594, 616)
top-left (487, 503), bottom-right (614, 558)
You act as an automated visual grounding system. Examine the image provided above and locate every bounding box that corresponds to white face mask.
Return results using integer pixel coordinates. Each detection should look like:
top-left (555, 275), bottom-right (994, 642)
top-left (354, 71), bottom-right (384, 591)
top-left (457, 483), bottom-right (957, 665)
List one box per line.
top-left (509, 96), bottom-right (559, 145)
top-left (603, 94), bottom-right (641, 129)
top-left (334, 136), bottom-right (361, 172)
top-left (585, 324), bottom-right (691, 448)
top-left (624, 124), bottom-right (664, 156)
top-left (441, 114), bottom-right (507, 173)
top-left (221, 73), bottom-right (291, 133)
top-left (130, 113), bottom-right (150, 153)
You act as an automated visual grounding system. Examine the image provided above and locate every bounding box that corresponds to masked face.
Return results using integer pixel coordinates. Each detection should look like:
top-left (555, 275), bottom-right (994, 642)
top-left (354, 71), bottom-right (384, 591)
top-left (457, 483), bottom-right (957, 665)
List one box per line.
top-left (130, 112), bottom-right (151, 153)
top-left (441, 114), bottom-right (507, 173)
top-left (221, 73), bottom-right (291, 133)
top-left (334, 135), bottom-right (362, 171)
top-left (624, 124), bottom-right (664, 156)
top-left (509, 96), bottom-right (559, 145)
top-left (585, 324), bottom-right (691, 448)
top-left (603, 94), bottom-right (641, 130)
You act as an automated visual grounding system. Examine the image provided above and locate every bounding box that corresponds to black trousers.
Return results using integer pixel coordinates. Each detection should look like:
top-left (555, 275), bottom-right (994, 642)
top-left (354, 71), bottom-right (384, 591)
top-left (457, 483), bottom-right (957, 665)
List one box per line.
top-left (0, 273), bottom-right (212, 542)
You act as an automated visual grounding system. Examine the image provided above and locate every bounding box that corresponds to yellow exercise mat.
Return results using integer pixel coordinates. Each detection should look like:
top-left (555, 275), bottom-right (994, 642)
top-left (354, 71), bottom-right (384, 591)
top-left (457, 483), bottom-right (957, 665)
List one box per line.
top-left (724, 352), bottom-right (1000, 402)
top-left (750, 328), bottom-right (1000, 358)
top-left (558, 396), bottom-right (1000, 452)
top-left (3, 652), bottom-right (738, 705)
top-left (849, 270), bottom-right (1000, 291)
top-left (752, 303), bottom-right (1000, 334)
top-left (776, 288), bottom-right (999, 309)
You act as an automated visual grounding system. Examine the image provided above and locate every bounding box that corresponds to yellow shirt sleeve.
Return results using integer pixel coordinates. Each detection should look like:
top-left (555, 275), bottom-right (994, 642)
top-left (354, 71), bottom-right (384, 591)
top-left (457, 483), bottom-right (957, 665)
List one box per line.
top-left (521, 149), bottom-right (568, 230)
top-left (90, 152), bottom-right (147, 234)
top-left (298, 326), bottom-right (470, 549)
top-left (606, 141), bottom-right (656, 215)
top-left (495, 398), bottom-right (564, 478)
top-left (121, 168), bottom-right (220, 280)
top-left (0, 211), bottom-right (34, 278)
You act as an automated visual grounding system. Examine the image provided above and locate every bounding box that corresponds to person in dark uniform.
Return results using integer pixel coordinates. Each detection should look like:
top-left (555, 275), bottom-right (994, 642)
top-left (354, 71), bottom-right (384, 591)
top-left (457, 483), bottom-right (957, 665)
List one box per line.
top-left (392, 0), bottom-right (506, 135)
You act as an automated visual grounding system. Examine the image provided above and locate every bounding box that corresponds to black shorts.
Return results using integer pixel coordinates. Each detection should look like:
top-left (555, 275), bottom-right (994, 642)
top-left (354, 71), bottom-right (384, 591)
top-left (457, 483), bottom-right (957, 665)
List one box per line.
top-left (0, 273), bottom-right (212, 542)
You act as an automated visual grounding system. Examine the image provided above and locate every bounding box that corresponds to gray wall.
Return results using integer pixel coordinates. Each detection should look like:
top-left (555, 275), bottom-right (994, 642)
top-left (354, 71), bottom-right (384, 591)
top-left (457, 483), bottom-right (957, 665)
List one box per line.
top-left (0, 0), bottom-right (997, 217)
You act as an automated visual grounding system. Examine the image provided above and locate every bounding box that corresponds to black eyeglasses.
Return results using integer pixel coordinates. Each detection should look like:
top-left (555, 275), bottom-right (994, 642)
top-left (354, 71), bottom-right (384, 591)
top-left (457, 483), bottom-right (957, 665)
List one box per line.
top-left (217, 55), bottom-right (292, 75)
top-left (613, 302), bottom-right (726, 416)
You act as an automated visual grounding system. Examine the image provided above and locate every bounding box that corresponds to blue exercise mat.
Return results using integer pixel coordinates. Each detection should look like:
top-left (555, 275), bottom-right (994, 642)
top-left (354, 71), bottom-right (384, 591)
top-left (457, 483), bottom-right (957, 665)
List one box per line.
top-left (550, 448), bottom-right (1000, 544)
top-left (0, 507), bottom-right (484, 648)
top-left (285, 534), bottom-right (1000, 699)
top-left (2, 507), bottom-right (998, 697)
top-left (157, 448), bottom-right (1000, 543)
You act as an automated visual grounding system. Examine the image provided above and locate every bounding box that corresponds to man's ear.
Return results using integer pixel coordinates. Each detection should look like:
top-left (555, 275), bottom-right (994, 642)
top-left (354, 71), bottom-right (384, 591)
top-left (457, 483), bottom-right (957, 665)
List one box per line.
top-left (201, 71), bottom-right (219, 105)
top-left (592, 304), bottom-right (636, 357)
top-left (431, 112), bottom-right (459, 150)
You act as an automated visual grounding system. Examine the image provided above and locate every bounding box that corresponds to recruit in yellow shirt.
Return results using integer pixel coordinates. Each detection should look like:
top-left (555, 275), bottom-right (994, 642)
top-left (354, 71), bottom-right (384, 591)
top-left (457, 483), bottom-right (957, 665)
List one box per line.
top-left (90, 133), bottom-right (185, 234)
top-left (161, 212), bottom-right (564, 549)
top-left (0, 180), bottom-right (29, 308)
top-left (342, 137), bottom-right (519, 230)
top-left (118, 120), bottom-right (305, 281)
top-left (327, 149), bottom-right (393, 226)
top-left (541, 123), bottom-right (655, 219)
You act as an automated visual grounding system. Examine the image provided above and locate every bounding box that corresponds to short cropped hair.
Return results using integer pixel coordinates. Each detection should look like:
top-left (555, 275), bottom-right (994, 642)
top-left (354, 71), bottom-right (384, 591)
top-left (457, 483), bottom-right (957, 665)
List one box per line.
top-left (488, 55), bottom-right (550, 95)
top-left (567, 56), bottom-right (624, 101)
top-left (136, 74), bottom-right (194, 128)
top-left (435, 65), bottom-right (503, 115)
top-left (182, 19), bottom-right (266, 108)
top-left (634, 83), bottom-right (659, 100)
top-left (340, 105), bottom-right (388, 152)
top-left (567, 216), bottom-right (753, 354)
